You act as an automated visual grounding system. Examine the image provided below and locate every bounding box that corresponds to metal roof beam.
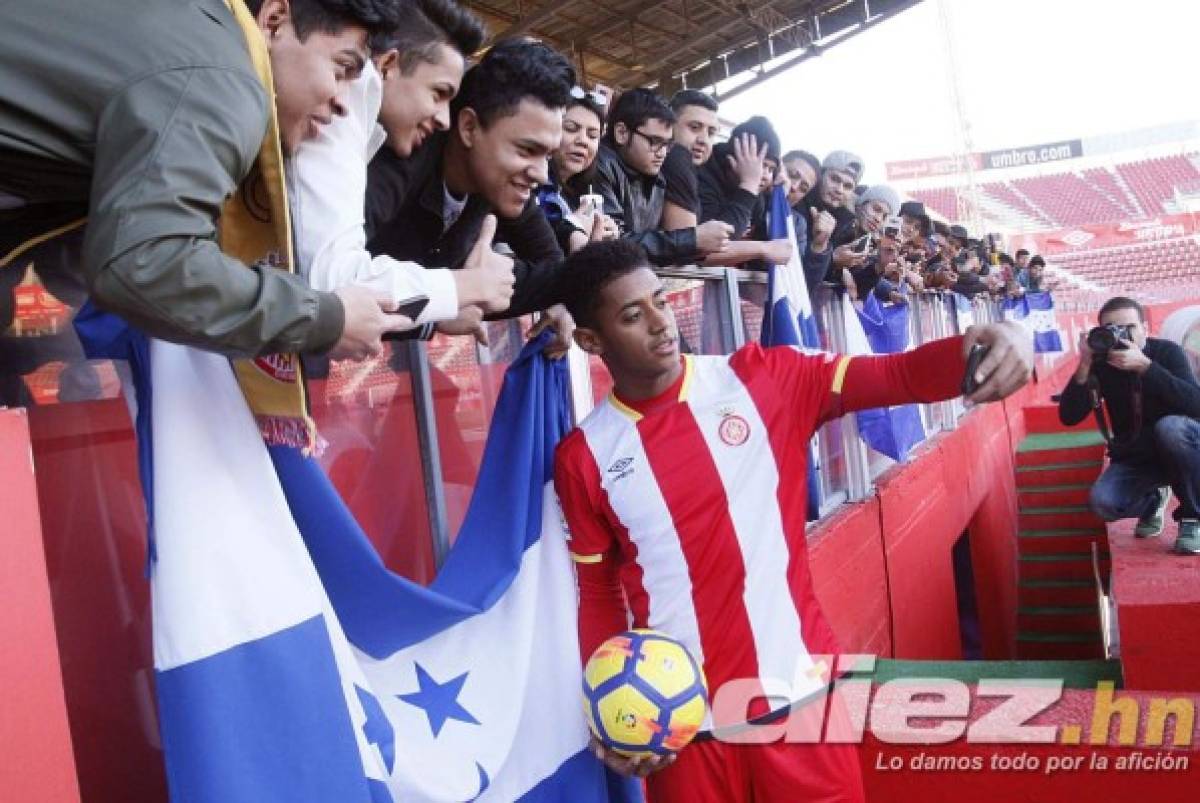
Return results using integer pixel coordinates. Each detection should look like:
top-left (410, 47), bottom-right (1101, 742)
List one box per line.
top-left (694, 0), bottom-right (922, 101)
top-left (469, 0), bottom-right (649, 75)
top-left (608, 0), bottom-right (788, 84)
top-left (561, 0), bottom-right (672, 43)
top-left (488, 0), bottom-right (579, 42)
top-left (575, 0), bottom-right (685, 45)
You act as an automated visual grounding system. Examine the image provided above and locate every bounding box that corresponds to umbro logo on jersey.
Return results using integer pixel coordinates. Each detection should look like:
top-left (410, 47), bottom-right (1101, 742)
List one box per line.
top-left (607, 457), bottom-right (635, 482)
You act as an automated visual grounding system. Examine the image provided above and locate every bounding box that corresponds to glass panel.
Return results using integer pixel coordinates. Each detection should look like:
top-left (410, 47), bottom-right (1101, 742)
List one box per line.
top-left (3, 234), bottom-right (166, 800)
top-left (430, 318), bottom-right (528, 544)
top-left (307, 345), bottom-right (435, 585)
top-left (738, 282), bottom-right (767, 345)
top-left (669, 278), bottom-right (733, 356)
top-left (816, 417), bottom-right (849, 502)
top-left (589, 354), bottom-right (613, 404)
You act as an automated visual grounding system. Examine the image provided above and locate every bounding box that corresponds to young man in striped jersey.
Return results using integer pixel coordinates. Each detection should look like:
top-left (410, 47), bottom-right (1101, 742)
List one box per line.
top-left (552, 240), bottom-right (1034, 802)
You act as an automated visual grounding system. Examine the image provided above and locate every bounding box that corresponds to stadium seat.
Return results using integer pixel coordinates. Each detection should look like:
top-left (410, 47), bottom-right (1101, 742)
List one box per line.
top-left (912, 153), bottom-right (1199, 229)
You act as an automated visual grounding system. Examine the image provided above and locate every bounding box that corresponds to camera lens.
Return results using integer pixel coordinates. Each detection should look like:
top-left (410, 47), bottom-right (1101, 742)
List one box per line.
top-left (1087, 326), bottom-right (1117, 354)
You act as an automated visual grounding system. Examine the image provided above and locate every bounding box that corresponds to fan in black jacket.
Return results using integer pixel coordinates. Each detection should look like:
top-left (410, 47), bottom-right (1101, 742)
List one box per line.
top-left (367, 131), bottom-right (562, 318)
top-left (696, 116), bottom-right (780, 237)
top-left (366, 40), bottom-right (574, 333)
top-left (593, 89), bottom-right (731, 267)
top-left (804, 150), bottom-right (864, 251)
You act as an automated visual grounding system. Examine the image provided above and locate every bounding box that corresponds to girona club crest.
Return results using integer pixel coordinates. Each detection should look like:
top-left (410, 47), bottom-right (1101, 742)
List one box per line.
top-left (254, 353), bottom-right (298, 383)
top-left (718, 412), bottom-right (751, 447)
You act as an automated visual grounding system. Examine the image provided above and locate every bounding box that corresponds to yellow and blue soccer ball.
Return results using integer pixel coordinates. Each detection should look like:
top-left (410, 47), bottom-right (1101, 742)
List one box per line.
top-left (582, 629), bottom-right (709, 758)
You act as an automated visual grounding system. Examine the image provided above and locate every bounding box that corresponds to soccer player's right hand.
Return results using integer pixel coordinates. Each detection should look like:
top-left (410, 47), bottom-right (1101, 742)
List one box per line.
top-left (962, 321), bottom-right (1035, 403)
top-left (696, 220), bottom-right (734, 255)
top-left (589, 737), bottom-right (677, 778)
top-left (460, 214), bottom-right (516, 314)
top-left (329, 286), bottom-right (413, 361)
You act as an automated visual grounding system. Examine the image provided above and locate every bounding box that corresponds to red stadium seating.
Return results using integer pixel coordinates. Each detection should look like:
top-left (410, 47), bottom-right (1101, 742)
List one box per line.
top-left (1116, 155), bottom-right (1200, 219)
top-left (1011, 173), bottom-right (1126, 227)
top-left (908, 186), bottom-right (959, 222)
top-left (1044, 237), bottom-right (1200, 299)
top-left (980, 181), bottom-right (1052, 227)
top-left (913, 154), bottom-right (1200, 230)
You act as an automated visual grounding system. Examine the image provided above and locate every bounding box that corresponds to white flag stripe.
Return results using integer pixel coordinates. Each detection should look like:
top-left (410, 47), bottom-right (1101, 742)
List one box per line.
top-left (149, 341), bottom-right (325, 670)
top-left (356, 493), bottom-right (588, 801)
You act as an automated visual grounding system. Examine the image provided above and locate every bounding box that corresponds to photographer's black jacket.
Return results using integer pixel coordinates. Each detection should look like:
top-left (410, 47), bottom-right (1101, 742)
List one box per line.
top-left (1059, 338), bottom-right (1200, 460)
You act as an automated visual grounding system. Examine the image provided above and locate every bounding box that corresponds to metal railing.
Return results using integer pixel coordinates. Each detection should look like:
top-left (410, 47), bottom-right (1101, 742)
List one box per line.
top-left (0, 265), bottom-right (1017, 578)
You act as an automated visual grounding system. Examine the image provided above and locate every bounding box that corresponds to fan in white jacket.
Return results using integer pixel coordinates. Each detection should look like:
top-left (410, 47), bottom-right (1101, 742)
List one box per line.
top-left (287, 60), bottom-right (513, 332)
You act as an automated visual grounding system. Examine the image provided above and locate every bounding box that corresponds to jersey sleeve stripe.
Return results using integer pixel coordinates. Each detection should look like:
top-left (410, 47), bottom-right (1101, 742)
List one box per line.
top-left (570, 552), bottom-right (604, 564)
top-left (831, 355), bottom-right (853, 395)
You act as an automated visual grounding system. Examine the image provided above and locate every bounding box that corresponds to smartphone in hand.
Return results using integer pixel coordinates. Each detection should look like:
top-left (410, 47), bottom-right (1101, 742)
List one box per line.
top-left (961, 344), bottom-right (989, 396)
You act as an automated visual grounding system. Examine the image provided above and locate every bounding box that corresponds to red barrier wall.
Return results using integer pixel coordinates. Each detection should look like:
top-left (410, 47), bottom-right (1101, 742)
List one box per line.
top-left (0, 408), bottom-right (80, 803)
top-left (809, 390), bottom-right (1029, 662)
top-left (25, 400), bottom-right (165, 803)
top-left (809, 498), bottom-right (892, 657)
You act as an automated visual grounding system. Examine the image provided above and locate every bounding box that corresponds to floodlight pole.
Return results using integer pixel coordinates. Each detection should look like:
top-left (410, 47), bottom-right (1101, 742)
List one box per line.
top-left (936, 0), bottom-right (985, 238)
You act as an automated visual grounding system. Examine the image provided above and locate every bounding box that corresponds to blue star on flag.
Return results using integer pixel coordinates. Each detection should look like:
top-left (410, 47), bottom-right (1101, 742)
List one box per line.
top-left (398, 663), bottom-right (480, 737)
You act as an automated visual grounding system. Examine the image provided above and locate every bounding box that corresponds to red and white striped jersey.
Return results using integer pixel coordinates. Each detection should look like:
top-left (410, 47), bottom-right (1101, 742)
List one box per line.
top-left (554, 344), bottom-right (854, 722)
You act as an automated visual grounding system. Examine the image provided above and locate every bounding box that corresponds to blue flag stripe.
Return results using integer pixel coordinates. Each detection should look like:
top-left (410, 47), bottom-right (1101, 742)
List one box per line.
top-left (156, 616), bottom-right (372, 803)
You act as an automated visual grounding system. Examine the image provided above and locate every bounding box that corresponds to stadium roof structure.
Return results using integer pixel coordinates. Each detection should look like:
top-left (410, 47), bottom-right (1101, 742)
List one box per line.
top-left (463, 0), bottom-right (924, 100)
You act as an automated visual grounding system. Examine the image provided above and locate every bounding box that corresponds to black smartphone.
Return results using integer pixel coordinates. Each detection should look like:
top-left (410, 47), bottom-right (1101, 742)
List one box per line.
top-left (961, 344), bottom-right (989, 396)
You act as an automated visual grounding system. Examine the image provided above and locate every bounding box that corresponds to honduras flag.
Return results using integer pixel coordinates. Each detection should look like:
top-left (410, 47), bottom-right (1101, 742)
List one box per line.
top-left (760, 186), bottom-right (821, 349)
top-left (1004, 291), bottom-right (1064, 352)
top-left (760, 185), bottom-right (823, 518)
top-left (845, 294), bottom-right (927, 462)
top-left (76, 309), bottom-right (638, 803)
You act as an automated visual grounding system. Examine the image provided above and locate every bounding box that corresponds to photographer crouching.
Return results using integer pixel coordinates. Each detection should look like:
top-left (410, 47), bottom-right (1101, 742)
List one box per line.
top-left (1059, 298), bottom-right (1200, 553)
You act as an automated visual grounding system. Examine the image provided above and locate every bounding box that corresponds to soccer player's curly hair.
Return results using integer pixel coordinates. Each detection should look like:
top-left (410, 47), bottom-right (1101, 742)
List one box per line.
top-left (556, 240), bottom-right (653, 329)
